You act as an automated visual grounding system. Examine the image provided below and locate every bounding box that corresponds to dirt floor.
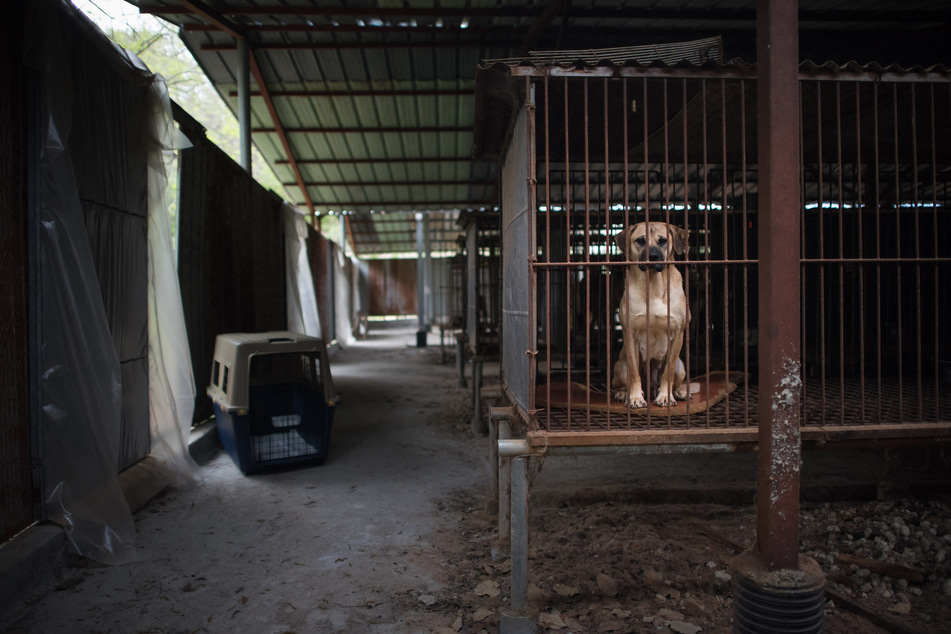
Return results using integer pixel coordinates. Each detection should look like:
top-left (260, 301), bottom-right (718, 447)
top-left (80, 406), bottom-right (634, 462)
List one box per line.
top-left (2, 323), bottom-right (950, 633)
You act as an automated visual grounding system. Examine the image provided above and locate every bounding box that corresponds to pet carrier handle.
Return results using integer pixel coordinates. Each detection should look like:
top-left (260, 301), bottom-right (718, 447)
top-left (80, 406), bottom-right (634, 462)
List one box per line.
top-left (266, 337), bottom-right (295, 343)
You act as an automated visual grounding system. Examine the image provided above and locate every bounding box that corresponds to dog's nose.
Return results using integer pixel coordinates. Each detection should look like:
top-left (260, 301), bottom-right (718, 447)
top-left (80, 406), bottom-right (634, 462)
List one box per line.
top-left (648, 246), bottom-right (664, 261)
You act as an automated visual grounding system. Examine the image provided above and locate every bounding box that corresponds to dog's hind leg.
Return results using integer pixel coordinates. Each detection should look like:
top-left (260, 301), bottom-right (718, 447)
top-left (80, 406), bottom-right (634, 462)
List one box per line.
top-left (611, 352), bottom-right (629, 402)
top-left (672, 358), bottom-right (689, 401)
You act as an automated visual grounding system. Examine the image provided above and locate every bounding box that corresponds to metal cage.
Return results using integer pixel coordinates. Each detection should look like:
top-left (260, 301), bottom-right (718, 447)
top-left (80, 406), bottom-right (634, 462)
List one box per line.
top-left (498, 66), bottom-right (951, 446)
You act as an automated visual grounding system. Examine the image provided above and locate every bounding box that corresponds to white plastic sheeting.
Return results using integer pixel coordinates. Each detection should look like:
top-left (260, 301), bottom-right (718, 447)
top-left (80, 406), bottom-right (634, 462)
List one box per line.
top-left (146, 64), bottom-right (203, 490)
top-left (25, 0), bottom-right (200, 563)
top-left (284, 204), bottom-right (322, 337)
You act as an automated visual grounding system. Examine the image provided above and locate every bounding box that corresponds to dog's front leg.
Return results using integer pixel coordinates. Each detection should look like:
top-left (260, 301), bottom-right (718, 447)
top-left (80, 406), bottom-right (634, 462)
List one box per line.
top-left (624, 331), bottom-right (647, 408)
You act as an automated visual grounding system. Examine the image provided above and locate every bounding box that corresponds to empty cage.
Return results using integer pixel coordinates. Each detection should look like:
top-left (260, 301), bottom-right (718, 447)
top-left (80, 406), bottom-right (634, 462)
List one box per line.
top-left (460, 210), bottom-right (502, 358)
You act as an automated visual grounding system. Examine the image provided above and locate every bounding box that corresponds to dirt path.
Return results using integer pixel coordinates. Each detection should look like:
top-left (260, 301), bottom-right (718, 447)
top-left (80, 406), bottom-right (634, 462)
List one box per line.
top-left (2, 327), bottom-right (487, 633)
top-left (3, 324), bottom-right (949, 633)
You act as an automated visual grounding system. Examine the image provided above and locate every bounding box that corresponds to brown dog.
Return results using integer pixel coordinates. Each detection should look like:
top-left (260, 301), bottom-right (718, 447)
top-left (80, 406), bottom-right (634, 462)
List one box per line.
top-left (611, 222), bottom-right (689, 408)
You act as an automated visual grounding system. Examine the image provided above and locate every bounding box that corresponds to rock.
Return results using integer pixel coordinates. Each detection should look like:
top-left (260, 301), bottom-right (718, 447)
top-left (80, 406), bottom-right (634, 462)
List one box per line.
top-left (471, 607), bottom-right (494, 623)
top-left (419, 594), bottom-right (438, 606)
top-left (473, 580), bottom-right (500, 597)
top-left (553, 583), bottom-right (580, 597)
top-left (538, 611), bottom-right (567, 630)
top-left (683, 597), bottom-right (707, 617)
top-left (596, 573), bottom-right (619, 597)
top-left (667, 620), bottom-right (703, 634)
top-left (887, 601), bottom-right (912, 615)
top-left (714, 570), bottom-right (732, 582)
top-left (658, 608), bottom-right (685, 621)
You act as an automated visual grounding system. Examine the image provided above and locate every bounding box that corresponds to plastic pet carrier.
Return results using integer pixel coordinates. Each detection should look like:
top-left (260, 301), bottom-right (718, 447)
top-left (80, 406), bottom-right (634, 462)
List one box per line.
top-left (207, 331), bottom-right (336, 474)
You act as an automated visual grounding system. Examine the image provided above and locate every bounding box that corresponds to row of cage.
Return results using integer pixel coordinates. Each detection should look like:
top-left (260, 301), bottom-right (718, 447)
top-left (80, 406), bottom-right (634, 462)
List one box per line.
top-left (484, 69), bottom-right (951, 439)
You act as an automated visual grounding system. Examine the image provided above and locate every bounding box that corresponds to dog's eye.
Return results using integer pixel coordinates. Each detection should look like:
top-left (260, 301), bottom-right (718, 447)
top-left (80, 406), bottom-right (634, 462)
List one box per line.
top-left (657, 237), bottom-right (668, 246)
top-left (634, 237), bottom-right (646, 247)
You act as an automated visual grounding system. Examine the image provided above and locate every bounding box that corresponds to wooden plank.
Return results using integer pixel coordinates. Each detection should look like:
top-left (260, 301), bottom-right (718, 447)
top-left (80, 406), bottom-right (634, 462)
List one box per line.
top-left (835, 554), bottom-right (925, 583)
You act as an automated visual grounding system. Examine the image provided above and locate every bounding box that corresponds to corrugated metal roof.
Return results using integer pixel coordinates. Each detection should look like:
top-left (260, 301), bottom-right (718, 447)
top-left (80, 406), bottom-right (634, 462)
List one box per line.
top-left (482, 36), bottom-right (724, 67)
top-left (129, 0), bottom-right (949, 256)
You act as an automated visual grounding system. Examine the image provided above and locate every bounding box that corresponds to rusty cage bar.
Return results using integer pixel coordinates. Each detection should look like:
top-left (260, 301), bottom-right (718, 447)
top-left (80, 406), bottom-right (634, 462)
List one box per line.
top-left (511, 65), bottom-right (950, 448)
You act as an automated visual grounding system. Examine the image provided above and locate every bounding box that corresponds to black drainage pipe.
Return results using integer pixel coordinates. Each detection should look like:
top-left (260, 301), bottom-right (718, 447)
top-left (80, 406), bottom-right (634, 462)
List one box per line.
top-left (734, 551), bottom-right (825, 634)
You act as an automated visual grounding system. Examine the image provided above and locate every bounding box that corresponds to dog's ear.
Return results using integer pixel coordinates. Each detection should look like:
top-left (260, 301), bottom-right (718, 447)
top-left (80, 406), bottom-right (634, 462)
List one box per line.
top-left (670, 225), bottom-right (688, 256)
top-left (614, 226), bottom-right (631, 259)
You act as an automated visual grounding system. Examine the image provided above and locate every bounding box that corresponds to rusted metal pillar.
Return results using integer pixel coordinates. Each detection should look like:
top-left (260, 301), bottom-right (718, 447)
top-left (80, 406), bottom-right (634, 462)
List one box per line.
top-left (734, 1), bottom-right (824, 632)
top-left (754, 0), bottom-right (803, 573)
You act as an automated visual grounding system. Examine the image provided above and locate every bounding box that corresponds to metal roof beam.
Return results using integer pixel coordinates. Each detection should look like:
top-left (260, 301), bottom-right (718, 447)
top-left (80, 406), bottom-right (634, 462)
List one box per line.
top-left (287, 180), bottom-right (493, 188)
top-left (174, 0), bottom-right (243, 39)
top-left (187, 23), bottom-right (517, 35)
top-left (275, 157), bottom-right (479, 165)
top-left (247, 54), bottom-right (314, 216)
top-left (170, 1), bottom-right (316, 216)
top-left (309, 201), bottom-right (494, 208)
top-left (254, 126), bottom-right (471, 134)
top-left (143, 5), bottom-right (951, 24)
top-left (521, 0), bottom-right (571, 50)
top-left (229, 88), bottom-right (473, 98)
top-left (202, 41), bottom-right (505, 51)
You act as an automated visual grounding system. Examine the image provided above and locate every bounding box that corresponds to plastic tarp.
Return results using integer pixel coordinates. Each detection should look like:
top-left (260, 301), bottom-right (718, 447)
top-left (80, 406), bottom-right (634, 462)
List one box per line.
top-left (25, 0), bottom-right (200, 564)
top-left (333, 246), bottom-right (357, 348)
top-left (284, 204), bottom-right (322, 337)
top-left (146, 55), bottom-right (203, 491)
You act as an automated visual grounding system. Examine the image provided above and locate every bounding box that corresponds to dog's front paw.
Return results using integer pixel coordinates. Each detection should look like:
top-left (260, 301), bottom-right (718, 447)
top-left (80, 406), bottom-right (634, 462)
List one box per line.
top-left (627, 392), bottom-right (648, 409)
top-left (654, 392), bottom-right (677, 408)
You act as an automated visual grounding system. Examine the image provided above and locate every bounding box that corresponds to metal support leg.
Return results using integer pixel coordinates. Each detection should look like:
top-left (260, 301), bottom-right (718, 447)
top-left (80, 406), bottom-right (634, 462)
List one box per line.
top-left (489, 408), bottom-right (515, 544)
top-left (455, 334), bottom-right (467, 388)
top-left (500, 456), bottom-right (536, 633)
top-left (489, 414), bottom-right (499, 515)
top-left (511, 456), bottom-right (528, 612)
top-left (497, 417), bottom-right (512, 547)
top-left (471, 359), bottom-right (485, 435)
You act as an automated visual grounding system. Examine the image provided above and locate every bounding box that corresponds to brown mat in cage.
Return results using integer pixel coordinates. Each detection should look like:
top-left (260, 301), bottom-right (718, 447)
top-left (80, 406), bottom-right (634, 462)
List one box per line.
top-left (535, 371), bottom-right (745, 416)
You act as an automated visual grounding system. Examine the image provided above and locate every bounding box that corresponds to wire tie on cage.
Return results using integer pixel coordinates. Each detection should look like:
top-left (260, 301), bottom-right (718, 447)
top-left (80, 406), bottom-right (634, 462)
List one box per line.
top-left (526, 349), bottom-right (538, 358)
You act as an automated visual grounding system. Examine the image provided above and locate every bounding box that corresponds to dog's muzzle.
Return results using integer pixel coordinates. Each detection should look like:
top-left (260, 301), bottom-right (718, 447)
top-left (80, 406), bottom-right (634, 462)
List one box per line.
top-left (638, 246), bottom-right (667, 272)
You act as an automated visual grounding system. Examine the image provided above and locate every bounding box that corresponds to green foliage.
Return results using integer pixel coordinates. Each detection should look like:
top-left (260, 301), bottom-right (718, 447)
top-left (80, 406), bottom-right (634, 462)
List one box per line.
top-left (86, 5), bottom-right (289, 201)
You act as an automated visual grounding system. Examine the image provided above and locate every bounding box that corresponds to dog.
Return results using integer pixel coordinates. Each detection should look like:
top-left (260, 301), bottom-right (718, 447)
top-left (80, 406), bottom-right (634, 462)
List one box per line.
top-left (611, 222), bottom-right (689, 408)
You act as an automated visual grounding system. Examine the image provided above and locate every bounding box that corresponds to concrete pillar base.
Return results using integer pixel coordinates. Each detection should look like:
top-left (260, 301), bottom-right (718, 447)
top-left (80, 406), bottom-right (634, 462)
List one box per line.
top-left (499, 610), bottom-right (537, 634)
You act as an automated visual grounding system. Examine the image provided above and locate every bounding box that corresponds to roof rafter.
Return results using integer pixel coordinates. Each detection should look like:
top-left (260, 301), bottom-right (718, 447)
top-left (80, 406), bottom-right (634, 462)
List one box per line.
top-left (172, 0), bottom-right (316, 216)
top-left (275, 157), bottom-right (480, 165)
top-left (253, 126), bottom-right (472, 134)
top-left (141, 5), bottom-right (950, 24)
top-left (287, 180), bottom-right (494, 188)
top-left (308, 201), bottom-right (495, 209)
top-left (201, 41), bottom-right (500, 51)
top-left (229, 88), bottom-right (473, 98)
top-left (186, 23), bottom-right (517, 35)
